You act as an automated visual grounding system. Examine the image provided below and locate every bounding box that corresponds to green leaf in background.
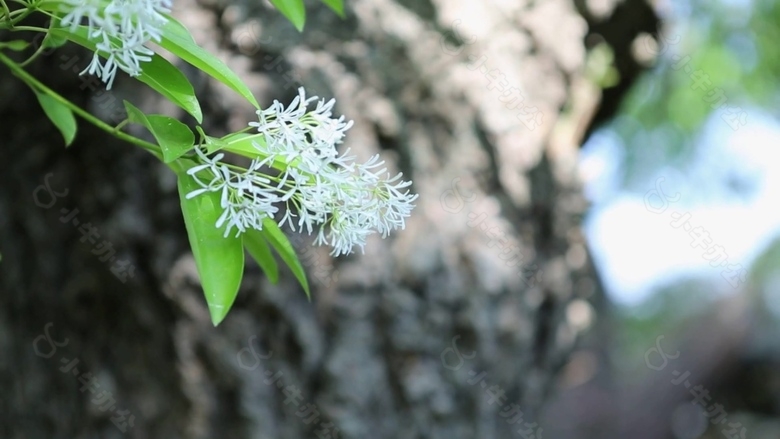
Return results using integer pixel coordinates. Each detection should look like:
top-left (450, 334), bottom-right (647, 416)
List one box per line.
top-left (175, 160), bottom-right (245, 326)
top-left (261, 218), bottom-right (310, 299)
top-left (243, 229), bottom-right (280, 284)
top-left (0, 40), bottom-right (30, 51)
top-left (123, 101), bottom-right (195, 163)
top-left (50, 27), bottom-right (203, 123)
top-left (34, 91), bottom-right (77, 146)
top-left (159, 17), bottom-right (260, 109)
top-left (320, 0), bottom-right (345, 17)
top-left (269, 0), bottom-right (306, 31)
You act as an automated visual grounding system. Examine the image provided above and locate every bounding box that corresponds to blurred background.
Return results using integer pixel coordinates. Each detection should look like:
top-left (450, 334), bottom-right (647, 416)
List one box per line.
top-left (1, 0), bottom-right (778, 437)
top-left (548, 0), bottom-right (780, 438)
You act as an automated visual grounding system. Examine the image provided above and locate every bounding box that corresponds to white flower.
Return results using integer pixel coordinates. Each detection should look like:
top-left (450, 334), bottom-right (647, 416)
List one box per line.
top-left (186, 146), bottom-right (280, 238)
top-left (187, 87), bottom-right (418, 256)
top-left (60, 0), bottom-right (171, 89)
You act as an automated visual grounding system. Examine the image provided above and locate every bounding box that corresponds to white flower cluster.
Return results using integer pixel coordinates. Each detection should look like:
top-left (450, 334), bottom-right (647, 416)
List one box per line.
top-left (186, 88), bottom-right (418, 256)
top-left (60, 0), bottom-right (171, 89)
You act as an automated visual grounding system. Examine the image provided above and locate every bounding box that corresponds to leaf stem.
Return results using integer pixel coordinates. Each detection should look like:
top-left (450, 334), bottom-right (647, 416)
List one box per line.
top-left (0, 52), bottom-right (164, 161)
top-left (1, 3), bottom-right (38, 27)
top-left (6, 24), bottom-right (48, 32)
top-left (0, 0), bottom-right (12, 23)
top-left (19, 25), bottom-right (52, 66)
top-left (113, 118), bottom-right (129, 133)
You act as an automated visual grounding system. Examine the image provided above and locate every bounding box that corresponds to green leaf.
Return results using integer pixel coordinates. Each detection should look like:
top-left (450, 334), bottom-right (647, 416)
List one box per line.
top-left (243, 229), bottom-right (279, 283)
top-left (176, 160), bottom-right (245, 326)
top-left (123, 101), bottom-right (195, 163)
top-left (217, 131), bottom-right (254, 147)
top-left (320, 0), bottom-right (345, 17)
top-left (40, 17), bottom-right (68, 50)
top-left (219, 133), bottom-right (264, 156)
top-left (269, 0), bottom-right (306, 31)
top-left (261, 218), bottom-right (310, 299)
top-left (159, 17), bottom-right (260, 109)
top-left (34, 91), bottom-right (77, 146)
top-left (49, 27), bottom-right (203, 123)
top-left (133, 51), bottom-right (204, 124)
top-left (42, 33), bottom-right (68, 50)
top-left (0, 40), bottom-right (30, 51)
top-left (195, 126), bottom-right (226, 153)
top-left (211, 132), bottom-right (290, 171)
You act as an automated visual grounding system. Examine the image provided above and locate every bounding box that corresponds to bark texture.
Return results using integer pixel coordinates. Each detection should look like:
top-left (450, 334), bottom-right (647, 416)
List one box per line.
top-left (0, 0), bottom-right (657, 437)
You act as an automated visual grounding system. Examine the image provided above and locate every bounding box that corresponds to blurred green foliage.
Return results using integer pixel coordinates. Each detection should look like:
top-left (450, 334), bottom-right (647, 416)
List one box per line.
top-left (607, 0), bottom-right (777, 191)
top-left (602, 0), bottom-right (780, 379)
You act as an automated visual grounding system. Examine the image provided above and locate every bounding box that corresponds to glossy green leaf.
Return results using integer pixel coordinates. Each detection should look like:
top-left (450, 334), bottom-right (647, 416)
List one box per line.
top-left (270, 0), bottom-right (306, 31)
top-left (133, 50), bottom-right (203, 123)
top-left (49, 27), bottom-right (203, 123)
top-left (217, 131), bottom-right (254, 147)
top-left (34, 91), bottom-right (77, 146)
top-left (175, 160), bottom-right (245, 326)
top-left (261, 218), bottom-right (310, 299)
top-left (243, 229), bottom-right (279, 284)
top-left (220, 133), bottom-right (267, 157)
top-left (211, 132), bottom-right (254, 154)
top-left (123, 101), bottom-right (195, 163)
top-left (320, 0), bottom-right (345, 17)
top-left (159, 17), bottom-right (260, 109)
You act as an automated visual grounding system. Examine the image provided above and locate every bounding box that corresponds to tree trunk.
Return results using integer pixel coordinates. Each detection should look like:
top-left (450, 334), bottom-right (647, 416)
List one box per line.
top-left (0, 0), bottom-right (656, 437)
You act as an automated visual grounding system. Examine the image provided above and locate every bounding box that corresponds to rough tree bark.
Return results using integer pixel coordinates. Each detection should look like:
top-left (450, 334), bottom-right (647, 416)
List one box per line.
top-left (0, 0), bottom-right (657, 437)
